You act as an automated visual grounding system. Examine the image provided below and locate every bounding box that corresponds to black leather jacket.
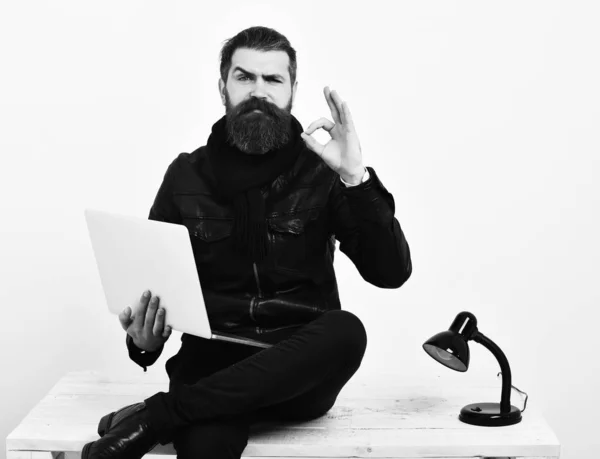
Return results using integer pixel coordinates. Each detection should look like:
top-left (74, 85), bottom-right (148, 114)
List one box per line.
top-left (127, 144), bottom-right (412, 370)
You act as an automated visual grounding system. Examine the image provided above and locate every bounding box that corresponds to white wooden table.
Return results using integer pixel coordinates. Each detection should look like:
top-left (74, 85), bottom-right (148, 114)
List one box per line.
top-left (6, 370), bottom-right (560, 459)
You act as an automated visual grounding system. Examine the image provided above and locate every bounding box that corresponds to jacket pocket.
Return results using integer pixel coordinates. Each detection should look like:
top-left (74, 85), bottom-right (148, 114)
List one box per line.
top-left (268, 209), bottom-right (321, 272)
top-left (182, 217), bottom-right (234, 256)
top-left (188, 218), bottom-right (233, 242)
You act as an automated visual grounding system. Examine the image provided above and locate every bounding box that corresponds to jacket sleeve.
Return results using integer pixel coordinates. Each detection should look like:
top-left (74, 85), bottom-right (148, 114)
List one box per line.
top-left (126, 157), bottom-right (182, 372)
top-left (328, 166), bottom-right (412, 288)
top-left (126, 334), bottom-right (165, 372)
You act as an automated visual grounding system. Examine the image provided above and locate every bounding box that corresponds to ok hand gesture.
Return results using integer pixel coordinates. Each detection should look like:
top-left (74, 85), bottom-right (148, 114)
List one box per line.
top-left (301, 86), bottom-right (365, 184)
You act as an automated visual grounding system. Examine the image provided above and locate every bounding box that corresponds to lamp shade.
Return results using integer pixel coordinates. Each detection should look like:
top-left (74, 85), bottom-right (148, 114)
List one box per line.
top-left (422, 330), bottom-right (469, 372)
top-left (422, 311), bottom-right (478, 372)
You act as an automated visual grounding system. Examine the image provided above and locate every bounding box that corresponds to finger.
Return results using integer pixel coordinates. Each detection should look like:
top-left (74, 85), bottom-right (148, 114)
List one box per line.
top-left (341, 101), bottom-right (355, 131)
top-left (330, 90), bottom-right (347, 125)
top-left (152, 307), bottom-right (166, 337)
top-left (324, 86), bottom-right (341, 124)
top-left (304, 117), bottom-right (335, 135)
top-left (133, 291), bottom-right (151, 329)
top-left (162, 325), bottom-right (172, 339)
top-left (118, 307), bottom-right (132, 331)
top-left (144, 296), bottom-right (159, 331)
top-left (300, 132), bottom-right (325, 156)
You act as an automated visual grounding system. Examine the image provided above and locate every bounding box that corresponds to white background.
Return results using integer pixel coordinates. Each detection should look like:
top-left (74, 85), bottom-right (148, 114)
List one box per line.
top-left (1, 1), bottom-right (599, 458)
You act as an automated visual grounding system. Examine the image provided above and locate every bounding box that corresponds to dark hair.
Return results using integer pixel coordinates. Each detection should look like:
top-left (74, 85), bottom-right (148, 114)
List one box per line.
top-left (219, 26), bottom-right (297, 86)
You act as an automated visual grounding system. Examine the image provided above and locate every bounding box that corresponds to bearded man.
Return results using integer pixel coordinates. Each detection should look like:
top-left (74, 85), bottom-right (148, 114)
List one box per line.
top-left (82, 26), bottom-right (412, 459)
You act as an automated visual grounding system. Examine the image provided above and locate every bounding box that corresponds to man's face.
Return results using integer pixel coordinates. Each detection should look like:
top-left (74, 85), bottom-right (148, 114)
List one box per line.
top-left (219, 48), bottom-right (298, 154)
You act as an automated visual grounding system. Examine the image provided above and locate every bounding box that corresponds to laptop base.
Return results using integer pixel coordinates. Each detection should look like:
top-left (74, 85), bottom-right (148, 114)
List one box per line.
top-left (211, 332), bottom-right (273, 349)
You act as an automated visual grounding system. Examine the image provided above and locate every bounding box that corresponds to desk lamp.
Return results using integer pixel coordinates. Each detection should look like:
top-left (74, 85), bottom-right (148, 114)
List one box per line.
top-left (422, 311), bottom-right (522, 426)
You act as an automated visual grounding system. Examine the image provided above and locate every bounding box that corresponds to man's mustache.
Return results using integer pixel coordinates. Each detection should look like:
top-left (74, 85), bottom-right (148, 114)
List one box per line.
top-left (234, 97), bottom-right (281, 118)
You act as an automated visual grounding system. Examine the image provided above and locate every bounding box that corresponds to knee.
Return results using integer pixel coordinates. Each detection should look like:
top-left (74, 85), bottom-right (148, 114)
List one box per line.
top-left (173, 421), bottom-right (248, 459)
top-left (324, 309), bottom-right (368, 360)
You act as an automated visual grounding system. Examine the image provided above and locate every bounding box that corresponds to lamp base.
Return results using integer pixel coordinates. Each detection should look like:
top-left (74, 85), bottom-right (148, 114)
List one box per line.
top-left (459, 402), bottom-right (522, 426)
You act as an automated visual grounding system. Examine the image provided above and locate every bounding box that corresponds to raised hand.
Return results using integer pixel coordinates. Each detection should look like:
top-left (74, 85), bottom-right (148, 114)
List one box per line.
top-left (301, 86), bottom-right (365, 184)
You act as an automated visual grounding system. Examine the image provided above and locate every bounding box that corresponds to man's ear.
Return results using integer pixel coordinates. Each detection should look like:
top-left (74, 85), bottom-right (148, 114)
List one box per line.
top-left (218, 79), bottom-right (226, 106)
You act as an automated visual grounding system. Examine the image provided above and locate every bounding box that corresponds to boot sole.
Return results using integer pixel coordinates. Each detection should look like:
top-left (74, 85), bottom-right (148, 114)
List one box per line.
top-left (97, 412), bottom-right (114, 437)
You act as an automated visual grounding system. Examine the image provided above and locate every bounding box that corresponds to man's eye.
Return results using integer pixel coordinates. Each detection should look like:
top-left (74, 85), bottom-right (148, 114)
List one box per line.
top-left (238, 75), bottom-right (249, 81)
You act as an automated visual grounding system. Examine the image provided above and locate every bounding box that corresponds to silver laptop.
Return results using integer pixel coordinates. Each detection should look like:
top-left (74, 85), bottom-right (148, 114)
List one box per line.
top-left (84, 208), bottom-right (272, 349)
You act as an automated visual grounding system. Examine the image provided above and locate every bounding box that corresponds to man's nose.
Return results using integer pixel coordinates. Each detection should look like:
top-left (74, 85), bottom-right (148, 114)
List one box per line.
top-left (250, 79), bottom-right (268, 99)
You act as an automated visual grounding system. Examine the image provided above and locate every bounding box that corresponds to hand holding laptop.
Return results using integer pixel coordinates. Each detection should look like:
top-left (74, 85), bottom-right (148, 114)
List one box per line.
top-left (85, 208), bottom-right (273, 349)
top-left (120, 289), bottom-right (172, 352)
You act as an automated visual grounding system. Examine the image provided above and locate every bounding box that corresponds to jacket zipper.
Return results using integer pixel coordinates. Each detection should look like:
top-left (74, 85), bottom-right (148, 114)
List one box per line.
top-left (250, 262), bottom-right (263, 327)
top-left (249, 297), bottom-right (256, 322)
top-left (253, 262), bottom-right (263, 298)
top-left (252, 188), bottom-right (267, 325)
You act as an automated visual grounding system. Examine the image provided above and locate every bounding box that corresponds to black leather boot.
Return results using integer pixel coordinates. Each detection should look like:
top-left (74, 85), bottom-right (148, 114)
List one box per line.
top-left (97, 402), bottom-right (145, 437)
top-left (82, 402), bottom-right (160, 459)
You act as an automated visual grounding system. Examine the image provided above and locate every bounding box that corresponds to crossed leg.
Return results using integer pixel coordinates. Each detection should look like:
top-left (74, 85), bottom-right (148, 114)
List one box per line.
top-left (172, 418), bottom-right (250, 459)
top-left (161, 309), bottom-right (368, 458)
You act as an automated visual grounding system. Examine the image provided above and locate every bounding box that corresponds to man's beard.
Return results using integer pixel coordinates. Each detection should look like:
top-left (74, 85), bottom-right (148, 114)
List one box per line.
top-left (224, 90), bottom-right (293, 155)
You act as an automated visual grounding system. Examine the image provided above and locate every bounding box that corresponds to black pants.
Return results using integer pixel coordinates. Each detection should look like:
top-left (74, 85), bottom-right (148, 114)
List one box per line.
top-left (144, 309), bottom-right (368, 458)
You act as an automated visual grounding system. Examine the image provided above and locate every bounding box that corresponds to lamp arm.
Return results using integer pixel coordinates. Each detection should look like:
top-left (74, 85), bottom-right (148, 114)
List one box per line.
top-left (471, 331), bottom-right (512, 413)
